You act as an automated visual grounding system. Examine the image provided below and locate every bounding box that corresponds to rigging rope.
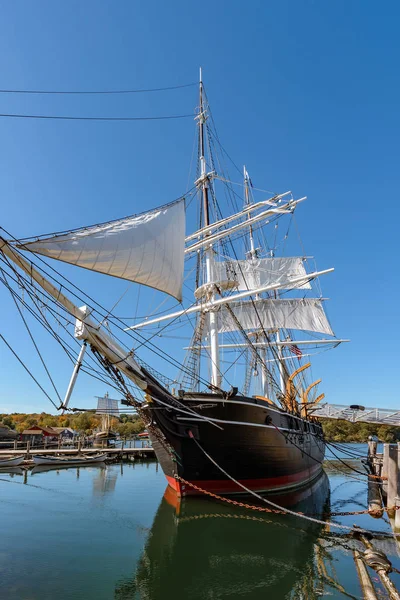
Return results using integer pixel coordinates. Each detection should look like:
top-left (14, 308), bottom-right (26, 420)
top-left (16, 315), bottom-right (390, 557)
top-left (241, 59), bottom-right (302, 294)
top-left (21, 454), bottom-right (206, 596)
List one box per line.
top-left (0, 332), bottom-right (58, 409)
top-left (183, 432), bottom-right (398, 537)
top-left (0, 256), bottom-right (126, 393)
top-left (0, 230), bottom-right (222, 393)
top-left (0, 82), bottom-right (197, 95)
top-left (0, 112), bottom-right (195, 122)
top-left (2, 267), bottom-right (63, 404)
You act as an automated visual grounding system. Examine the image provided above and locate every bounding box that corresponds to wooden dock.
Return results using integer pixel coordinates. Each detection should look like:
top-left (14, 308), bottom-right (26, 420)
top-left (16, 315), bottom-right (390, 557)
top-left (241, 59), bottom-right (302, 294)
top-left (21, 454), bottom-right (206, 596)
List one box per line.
top-left (367, 441), bottom-right (400, 530)
top-left (362, 441), bottom-right (400, 600)
top-left (0, 445), bottom-right (155, 464)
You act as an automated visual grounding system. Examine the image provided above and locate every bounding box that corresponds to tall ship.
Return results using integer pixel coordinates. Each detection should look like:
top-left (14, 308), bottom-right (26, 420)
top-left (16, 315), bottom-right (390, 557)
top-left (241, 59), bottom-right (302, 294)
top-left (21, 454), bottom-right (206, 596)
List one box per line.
top-left (0, 73), bottom-right (347, 497)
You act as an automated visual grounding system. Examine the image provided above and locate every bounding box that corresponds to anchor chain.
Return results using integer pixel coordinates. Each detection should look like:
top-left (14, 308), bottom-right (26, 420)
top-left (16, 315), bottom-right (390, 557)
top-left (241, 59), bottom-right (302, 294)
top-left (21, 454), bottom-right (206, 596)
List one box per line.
top-left (174, 475), bottom-right (398, 518)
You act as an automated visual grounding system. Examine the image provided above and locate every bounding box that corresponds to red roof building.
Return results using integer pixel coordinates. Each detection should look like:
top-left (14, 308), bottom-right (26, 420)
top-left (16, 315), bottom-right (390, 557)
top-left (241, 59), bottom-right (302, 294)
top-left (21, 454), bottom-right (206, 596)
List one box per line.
top-left (21, 426), bottom-right (60, 439)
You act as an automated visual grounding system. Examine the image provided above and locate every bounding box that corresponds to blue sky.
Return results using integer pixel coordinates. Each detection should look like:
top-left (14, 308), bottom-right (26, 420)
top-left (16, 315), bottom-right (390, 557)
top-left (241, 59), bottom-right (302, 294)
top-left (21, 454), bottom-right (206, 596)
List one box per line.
top-left (0, 0), bottom-right (399, 413)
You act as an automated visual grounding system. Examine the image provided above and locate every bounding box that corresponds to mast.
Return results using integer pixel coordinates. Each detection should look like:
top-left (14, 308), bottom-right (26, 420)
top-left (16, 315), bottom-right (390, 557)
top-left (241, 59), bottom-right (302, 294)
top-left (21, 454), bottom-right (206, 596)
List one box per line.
top-left (102, 392), bottom-right (110, 433)
top-left (244, 166), bottom-right (269, 397)
top-left (244, 167), bottom-right (257, 260)
top-left (276, 329), bottom-right (285, 395)
top-left (198, 69), bottom-right (221, 389)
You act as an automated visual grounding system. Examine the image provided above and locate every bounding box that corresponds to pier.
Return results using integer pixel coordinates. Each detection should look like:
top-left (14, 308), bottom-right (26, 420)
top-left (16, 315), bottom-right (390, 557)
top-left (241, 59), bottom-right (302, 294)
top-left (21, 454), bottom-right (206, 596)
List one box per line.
top-left (0, 442), bottom-right (155, 465)
top-left (367, 441), bottom-right (400, 529)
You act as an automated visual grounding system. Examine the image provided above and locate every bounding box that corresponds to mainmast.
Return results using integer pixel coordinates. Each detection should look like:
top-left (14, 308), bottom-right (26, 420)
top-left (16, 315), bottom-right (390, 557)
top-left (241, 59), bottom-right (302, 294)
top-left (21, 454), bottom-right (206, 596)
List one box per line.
top-left (244, 167), bottom-right (257, 260)
top-left (246, 167), bottom-right (286, 396)
top-left (244, 167), bottom-right (268, 397)
top-left (198, 69), bottom-right (221, 389)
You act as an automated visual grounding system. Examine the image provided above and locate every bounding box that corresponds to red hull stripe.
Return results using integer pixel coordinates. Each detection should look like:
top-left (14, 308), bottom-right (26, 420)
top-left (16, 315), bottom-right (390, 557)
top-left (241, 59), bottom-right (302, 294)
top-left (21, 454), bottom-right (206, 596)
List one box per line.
top-left (166, 475), bottom-right (181, 494)
top-left (166, 465), bottom-right (321, 496)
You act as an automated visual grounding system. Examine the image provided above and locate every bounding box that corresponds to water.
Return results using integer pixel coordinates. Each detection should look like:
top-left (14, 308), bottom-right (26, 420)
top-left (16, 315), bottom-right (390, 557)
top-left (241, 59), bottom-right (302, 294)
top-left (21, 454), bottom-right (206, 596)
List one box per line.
top-left (1, 447), bottom-right (400, 599)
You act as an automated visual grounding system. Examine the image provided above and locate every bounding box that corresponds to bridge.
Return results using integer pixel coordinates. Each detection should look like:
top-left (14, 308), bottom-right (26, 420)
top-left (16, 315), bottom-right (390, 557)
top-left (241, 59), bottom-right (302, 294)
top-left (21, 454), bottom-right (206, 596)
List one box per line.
top-left (313, 403), bottom-right (400, 426)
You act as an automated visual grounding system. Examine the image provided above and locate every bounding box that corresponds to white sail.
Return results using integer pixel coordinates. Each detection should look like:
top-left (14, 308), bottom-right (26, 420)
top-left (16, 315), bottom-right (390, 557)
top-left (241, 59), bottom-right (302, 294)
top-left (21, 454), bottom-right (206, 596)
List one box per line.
top-left (204, 298), bottom-right (333, 336)
top-left (96, 396), bottom-right (119, 416)
top-left (18, 199), bottom-right (186, 301)
top-left (212, 257), bottom-right (311, 291)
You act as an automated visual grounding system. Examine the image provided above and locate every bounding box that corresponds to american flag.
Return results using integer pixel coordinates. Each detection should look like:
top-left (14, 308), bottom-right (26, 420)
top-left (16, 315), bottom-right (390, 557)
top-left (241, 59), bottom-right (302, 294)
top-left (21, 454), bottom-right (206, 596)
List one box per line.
top-left (289, 344), bottom-right (302, 359)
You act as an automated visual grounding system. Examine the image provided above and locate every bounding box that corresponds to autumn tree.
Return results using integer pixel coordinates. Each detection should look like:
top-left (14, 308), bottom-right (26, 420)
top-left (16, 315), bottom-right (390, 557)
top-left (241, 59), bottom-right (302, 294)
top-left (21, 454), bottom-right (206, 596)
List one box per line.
top-left (0, 416), bottom-right (15, 429)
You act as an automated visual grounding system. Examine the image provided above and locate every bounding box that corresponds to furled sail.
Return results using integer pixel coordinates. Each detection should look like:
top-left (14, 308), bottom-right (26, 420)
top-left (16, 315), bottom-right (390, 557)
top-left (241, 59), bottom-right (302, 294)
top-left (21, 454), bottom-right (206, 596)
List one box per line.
top-left (205, 298), bottom-right (333, 336)
top-left (212, 257), bottom-right (311, 291)
top-left (17, 199), bottom-right (186, 301)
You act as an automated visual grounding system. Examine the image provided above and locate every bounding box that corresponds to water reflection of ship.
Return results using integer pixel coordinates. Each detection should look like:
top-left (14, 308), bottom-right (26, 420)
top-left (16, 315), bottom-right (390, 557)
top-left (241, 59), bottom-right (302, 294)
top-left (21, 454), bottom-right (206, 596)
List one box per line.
top-left (116, 473), bottom-right (330, 600)
top-left (92, 466), bottom-right (118, 496)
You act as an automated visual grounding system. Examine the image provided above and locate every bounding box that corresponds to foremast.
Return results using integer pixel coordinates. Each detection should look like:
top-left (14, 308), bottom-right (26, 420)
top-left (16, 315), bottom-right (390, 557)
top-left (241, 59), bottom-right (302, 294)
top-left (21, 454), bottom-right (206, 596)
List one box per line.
top-left (197, 69), bottom-right (221, 390)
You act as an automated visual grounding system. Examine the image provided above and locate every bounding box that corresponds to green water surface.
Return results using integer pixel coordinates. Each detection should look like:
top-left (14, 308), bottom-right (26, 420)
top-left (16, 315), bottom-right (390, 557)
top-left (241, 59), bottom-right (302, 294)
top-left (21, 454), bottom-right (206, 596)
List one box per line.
top-left (0, 451), bottom-right (399, 599)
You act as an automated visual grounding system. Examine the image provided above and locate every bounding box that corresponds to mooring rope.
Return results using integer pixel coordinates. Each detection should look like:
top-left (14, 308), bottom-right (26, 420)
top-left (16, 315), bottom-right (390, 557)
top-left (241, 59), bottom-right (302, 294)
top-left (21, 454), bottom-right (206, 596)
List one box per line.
top-left (181, 431), bottom-right (400, 538)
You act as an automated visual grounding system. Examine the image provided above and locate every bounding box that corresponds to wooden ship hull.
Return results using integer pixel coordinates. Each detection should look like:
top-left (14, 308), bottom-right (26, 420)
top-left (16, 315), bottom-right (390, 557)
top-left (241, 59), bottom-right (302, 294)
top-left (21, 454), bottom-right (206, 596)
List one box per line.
top-left (144, 392), bottom-right (325, 497)
top-left (94, 431), bottom-right (117, 441)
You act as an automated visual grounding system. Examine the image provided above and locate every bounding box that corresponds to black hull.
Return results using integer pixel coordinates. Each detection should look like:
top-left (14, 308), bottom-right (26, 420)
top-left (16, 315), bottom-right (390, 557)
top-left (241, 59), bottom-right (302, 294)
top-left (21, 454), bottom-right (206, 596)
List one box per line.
top-left (143, 393), bottom-right (325, 496)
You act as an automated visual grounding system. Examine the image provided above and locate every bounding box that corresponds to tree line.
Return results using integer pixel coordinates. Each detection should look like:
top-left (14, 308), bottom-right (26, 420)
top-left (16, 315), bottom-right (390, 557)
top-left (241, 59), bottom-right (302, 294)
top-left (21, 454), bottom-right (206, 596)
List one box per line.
top-left (2, 412), bottom-right (399, 442)
top-left (321, 418), bottom-right (400, 443)
top-left (0, 411), bottom-right (145, 437)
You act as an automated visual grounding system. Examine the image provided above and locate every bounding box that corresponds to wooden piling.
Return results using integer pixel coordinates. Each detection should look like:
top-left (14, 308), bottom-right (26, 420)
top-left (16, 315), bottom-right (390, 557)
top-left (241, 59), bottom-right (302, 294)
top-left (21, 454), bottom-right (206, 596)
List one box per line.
top-left (378, 570), bottom-right (400, 600)
top-left (395, 497), bottom-right (400, 532)
top-left (368, 440), bottom-right (378, 458)
top-left (367, 443), bottom-right (384, 518)
top-left (393, 443), bottom-right (400, 531)
top-left (387, 444), bottom-right (398, 516)
top-left (368, 476), bottom-right (384, 518)
top-left (397, 443), bottom-right (400, 496)
top-left (353, 549), bottom-right (378, 600)
top-left (372, 455), bottom-right (382, 478)
top-left (382, 444), bottom-right (390, 497)
top-left (26, 440), bottom-right (30, 458)
top-left (13, 439), bottom-right (17, 450)
top-left (356, 529), bottom-right (400, 600)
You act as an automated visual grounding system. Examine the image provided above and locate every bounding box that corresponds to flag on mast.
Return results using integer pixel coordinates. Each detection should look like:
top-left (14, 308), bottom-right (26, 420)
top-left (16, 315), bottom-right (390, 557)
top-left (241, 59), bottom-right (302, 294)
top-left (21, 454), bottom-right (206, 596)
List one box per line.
top-left (289, 344), bottom-right (302, 359)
